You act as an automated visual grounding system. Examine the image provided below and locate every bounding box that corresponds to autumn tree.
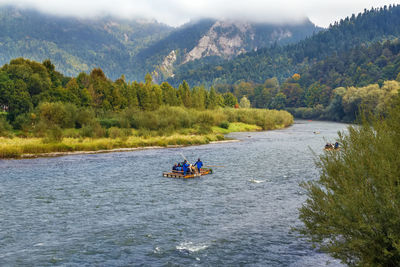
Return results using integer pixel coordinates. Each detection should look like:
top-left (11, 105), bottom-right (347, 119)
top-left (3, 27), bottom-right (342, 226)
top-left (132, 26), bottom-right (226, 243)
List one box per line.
top-left (239, 96), bottom-right (251, 108)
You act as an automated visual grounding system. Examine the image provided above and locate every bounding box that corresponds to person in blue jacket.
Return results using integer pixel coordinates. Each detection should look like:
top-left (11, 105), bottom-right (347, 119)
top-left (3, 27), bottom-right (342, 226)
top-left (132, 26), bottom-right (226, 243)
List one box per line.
top-left (195, 158), bottom-right (203, 173)
top-left (334, 142), bottom-right (339, 149)
top-left (182, 160), bottom-right (190, 175)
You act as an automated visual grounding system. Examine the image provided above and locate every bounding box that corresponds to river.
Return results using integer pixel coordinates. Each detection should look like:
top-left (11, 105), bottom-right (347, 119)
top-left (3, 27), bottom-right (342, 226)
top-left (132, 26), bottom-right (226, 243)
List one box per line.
top-left (0, 120), bottom-right (348, 266)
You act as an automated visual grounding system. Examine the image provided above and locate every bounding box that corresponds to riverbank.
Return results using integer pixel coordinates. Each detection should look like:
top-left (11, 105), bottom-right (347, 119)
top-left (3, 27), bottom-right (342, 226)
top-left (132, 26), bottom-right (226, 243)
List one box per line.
top-left (0, 122), bottom-right (274, 159)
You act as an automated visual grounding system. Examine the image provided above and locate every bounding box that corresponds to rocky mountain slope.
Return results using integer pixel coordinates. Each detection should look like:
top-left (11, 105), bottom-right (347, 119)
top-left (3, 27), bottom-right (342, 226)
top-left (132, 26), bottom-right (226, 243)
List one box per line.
top-left (0, 5), bottom-right (320, 81)
top-left (138, 19), bottom-right (321, 81)
top-left (169, 5), bottom-right (400, 87)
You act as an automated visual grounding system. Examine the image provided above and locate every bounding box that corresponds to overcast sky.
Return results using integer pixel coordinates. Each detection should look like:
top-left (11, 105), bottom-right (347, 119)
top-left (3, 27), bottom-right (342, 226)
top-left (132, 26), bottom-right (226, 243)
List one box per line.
top-left (1, 0), bottom-right (399, 27)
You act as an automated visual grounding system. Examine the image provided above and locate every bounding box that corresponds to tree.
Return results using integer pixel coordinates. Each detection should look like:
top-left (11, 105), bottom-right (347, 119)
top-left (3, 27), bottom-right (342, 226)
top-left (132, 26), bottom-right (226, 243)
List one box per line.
top-left (206, 86), bottom-right (217, 109)
top-left (223, 92), bottom-right (238, 107)
top-left (281, 82), bottom-right (303, 107)
top-left (160, 82), bottom-right (180, 106)
top-left (299, 96), bottom-right (400, 266)
top-left (178, 80), bottom-right (192, 108)
top-left (270, 92), bottom-right (286, 110)
top-left (239, 96), bottom-right (251, 108)
top-left (191, 86), bottom-right (207, 110)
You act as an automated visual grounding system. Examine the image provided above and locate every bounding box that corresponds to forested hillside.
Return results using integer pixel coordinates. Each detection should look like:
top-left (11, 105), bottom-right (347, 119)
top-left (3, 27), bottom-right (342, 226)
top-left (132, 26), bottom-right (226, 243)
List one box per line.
top-left (0, 6), bottom-right (172, 79)
top-left (136, 18), bottom-right (320, 81)
top-left (0, 5), bottom-right (319, 82)
top-left (170, 5), bottom-right (400, 86)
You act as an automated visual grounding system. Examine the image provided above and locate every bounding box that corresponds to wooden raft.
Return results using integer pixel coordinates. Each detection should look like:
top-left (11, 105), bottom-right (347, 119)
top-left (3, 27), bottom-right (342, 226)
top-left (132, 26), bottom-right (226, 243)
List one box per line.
top-left (163, 168), bottom-right (212, 179)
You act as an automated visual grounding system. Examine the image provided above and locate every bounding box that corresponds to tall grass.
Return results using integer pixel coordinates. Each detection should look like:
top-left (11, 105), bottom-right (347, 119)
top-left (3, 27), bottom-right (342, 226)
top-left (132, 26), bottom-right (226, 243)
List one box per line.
top-left (0, 134), bottom-right (225, 158)
top-left (117, 106), bottom-right (293, 132)
top-left (0, 107), bottom-right (293, 158)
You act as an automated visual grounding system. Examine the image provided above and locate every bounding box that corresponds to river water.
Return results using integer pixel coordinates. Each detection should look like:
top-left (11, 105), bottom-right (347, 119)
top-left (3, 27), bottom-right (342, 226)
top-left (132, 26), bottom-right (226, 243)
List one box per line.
top-left (0, 120), bottom-right (348, 266)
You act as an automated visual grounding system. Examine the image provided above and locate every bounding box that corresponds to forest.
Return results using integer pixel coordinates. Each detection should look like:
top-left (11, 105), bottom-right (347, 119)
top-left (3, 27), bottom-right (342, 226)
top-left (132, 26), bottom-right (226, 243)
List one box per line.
top-left (0, 58), bottom-right (293, 158)
top-left (170, 5), bottom-right (400, 87)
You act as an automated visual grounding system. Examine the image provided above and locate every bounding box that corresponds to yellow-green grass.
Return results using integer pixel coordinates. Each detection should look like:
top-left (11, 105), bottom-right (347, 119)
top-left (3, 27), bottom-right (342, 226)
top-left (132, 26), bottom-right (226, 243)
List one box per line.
top-left (0, 117), bottom-right (293, 158)
top-left (212, 122), bottom-right (262, 134)
top-left (0, 133), bottom-right (225, 159)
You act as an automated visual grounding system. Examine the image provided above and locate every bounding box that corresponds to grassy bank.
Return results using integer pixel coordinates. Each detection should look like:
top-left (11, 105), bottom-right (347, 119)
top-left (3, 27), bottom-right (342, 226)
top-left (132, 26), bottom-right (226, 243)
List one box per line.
top-left (0, 133), bottom-right (224, 158)
top-left (0, 123), bottom-right (244, 158)
top-left (0, 107), bottom-right (293, 158)
top-left (0, 121), bottom-right (285, 159)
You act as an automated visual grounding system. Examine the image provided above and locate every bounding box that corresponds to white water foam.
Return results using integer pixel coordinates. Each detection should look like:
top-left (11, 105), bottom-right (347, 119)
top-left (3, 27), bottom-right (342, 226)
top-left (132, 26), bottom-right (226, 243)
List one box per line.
top-left (249, 179), bottom-right (264, 184)
top-left (176, 241), bottom-right (208, 253)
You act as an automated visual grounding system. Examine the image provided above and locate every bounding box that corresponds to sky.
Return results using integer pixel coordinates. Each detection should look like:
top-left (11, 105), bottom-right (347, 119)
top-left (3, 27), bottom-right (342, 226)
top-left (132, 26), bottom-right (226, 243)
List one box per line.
top-left (0, 0), bottom-right (399, 27)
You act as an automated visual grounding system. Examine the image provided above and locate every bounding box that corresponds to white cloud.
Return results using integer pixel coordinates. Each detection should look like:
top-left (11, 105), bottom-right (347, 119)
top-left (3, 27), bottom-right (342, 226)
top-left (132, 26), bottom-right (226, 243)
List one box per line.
top-left (0, 0), bottom-right (398, 27)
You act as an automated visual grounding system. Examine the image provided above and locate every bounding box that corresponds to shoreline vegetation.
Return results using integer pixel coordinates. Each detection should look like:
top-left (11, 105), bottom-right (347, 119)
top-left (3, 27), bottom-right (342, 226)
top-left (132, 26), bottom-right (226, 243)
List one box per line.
top-left (0, 119), bottom-right (291, 159)
top-left (0, 58), bottom-right (293, 159)
top-left (0, 107), bottom-right (293, 159)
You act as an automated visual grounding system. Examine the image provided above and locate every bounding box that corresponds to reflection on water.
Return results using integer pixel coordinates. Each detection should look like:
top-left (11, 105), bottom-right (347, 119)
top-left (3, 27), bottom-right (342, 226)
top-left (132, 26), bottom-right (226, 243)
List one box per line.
top-left (0, 120), bottom-right (347, 266)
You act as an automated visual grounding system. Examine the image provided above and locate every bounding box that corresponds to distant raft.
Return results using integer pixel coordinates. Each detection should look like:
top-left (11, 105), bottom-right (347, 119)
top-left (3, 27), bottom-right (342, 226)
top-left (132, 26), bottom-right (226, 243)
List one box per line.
top-left (324, 147), bottom-right (340, 151)
top-left (163, 168), bottom-right (213, 179)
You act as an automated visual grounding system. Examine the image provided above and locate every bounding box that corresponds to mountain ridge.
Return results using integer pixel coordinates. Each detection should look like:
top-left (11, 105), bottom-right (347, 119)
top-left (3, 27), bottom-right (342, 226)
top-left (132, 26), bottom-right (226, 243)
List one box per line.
top-left (0, 5), bottom-right (320, 81)
top-left (169, 4), bottom-right (400, 87)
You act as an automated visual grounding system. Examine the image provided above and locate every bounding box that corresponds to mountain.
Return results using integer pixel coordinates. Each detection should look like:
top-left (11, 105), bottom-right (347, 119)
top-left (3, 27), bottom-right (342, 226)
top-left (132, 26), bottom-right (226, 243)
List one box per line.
top-left (0, 6), bottom-right (173, 79)
top-left (137, 18), bottom-right (321, 82)
top-left (170, 5), bottom-right (400, 87)
top-left (0, 5), bottom-right (320, 81)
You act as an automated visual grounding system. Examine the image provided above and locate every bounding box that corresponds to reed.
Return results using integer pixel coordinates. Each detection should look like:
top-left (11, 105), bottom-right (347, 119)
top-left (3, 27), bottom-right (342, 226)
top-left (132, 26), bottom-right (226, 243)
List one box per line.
top-left (0, 107), bottom-right (293, 158)
top-left (0, 133), bottom-right (223, 158)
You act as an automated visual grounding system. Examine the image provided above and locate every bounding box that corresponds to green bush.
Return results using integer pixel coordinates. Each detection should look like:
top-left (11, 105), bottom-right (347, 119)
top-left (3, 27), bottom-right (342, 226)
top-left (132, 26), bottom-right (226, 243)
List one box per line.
top-left (298, 97), bottom-right (400, 266)
top-left (38, 102), bottom-right (77, 128)
top-left (0, 117), bottom-right (12, 136)
top-left (107, 127), bottom-right (125, 139)
top-left (99, 118), bottom-right (121, 129)
top-left (219, 121), bottom-right (230, 129)
top-left (75, 108), bottom-right (96, 128)
top-left (43, 126), bottom-right (63, 143)
top-left (80, 122), bottom-right (106, 138)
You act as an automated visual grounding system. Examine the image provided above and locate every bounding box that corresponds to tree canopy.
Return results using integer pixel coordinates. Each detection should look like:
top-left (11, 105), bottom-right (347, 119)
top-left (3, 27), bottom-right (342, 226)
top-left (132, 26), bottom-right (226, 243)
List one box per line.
top-left (299, 94), bottom-right (400, 266)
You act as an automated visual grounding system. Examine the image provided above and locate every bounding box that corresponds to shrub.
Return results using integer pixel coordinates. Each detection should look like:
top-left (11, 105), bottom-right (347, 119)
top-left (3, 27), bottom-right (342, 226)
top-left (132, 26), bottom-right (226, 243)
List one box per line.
top-left (38, 102), bottom-right (77, 128)
top-left (107, 127), bottom-right (125, 139)
top-left (99, 118), bottom-right (120, 129)
top-left (219, 121), bottom-right (230, 129)
top-left (75, 108), bottom-right (96, 128)
top-left (0, 117), bottom-right (12, 136)
top-left (43, 126), bottom-right (63, 143)
top-left (298, 97), bottom-right (400, 266)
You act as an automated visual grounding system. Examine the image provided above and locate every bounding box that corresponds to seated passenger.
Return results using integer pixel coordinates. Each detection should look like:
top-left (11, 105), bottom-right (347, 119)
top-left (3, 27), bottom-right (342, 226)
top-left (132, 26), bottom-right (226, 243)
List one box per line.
top-left (183, 160), bottom-right (190, 175)
top-left (176, 163), bottom-right (182, 172)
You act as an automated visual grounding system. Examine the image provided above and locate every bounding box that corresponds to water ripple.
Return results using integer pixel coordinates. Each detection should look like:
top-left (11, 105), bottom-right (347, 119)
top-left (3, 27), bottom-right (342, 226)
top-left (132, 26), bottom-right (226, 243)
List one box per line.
top-left (0, 120), bottom-right (347, 266)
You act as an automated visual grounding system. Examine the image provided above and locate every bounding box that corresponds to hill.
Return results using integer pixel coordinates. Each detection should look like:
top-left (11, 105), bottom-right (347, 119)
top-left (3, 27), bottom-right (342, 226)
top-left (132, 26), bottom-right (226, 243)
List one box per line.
top-left (170, 5), bottom-right (400, 87)
top-left (0, 6), bottom-right (173, 80)
top-left (0, 5), bottom-right (319, 81)
top-left (136, 18), bottom-right (321, 82)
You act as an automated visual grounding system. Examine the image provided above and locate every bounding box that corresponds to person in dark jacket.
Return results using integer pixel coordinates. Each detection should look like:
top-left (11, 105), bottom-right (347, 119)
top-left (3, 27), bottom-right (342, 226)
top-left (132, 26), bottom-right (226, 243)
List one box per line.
top-left (195, 158), bottom-right (203, 173)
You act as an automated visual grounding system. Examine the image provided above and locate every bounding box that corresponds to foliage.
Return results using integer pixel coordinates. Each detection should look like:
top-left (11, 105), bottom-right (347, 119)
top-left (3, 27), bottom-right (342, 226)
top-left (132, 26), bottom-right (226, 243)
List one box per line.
top-left (170, 5), bottom-right (400, 87)
top-left (0, 6), bottom-right (173, 80)
top-left (298, 96), bottom-right (400, 266)
top-left (239, 96), bottom-right (251, 108)
top-left (0, 116), bottom-right (12, 137)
